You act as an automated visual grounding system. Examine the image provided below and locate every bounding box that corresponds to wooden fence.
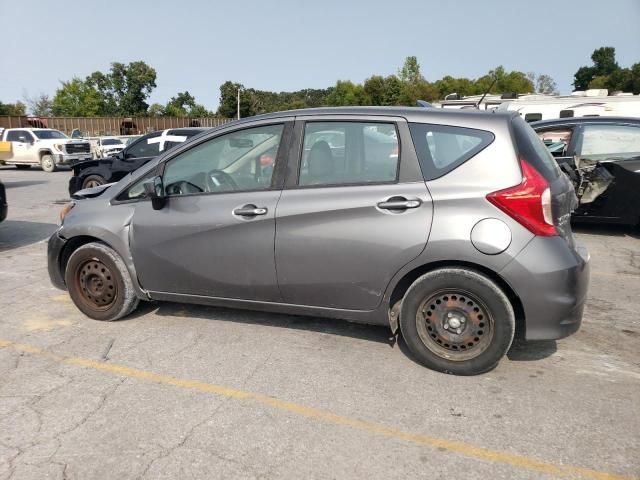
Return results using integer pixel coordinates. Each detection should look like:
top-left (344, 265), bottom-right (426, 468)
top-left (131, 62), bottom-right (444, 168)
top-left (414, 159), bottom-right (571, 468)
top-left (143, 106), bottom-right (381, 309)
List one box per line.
top-left (0, 116), bottom-right (234, 136)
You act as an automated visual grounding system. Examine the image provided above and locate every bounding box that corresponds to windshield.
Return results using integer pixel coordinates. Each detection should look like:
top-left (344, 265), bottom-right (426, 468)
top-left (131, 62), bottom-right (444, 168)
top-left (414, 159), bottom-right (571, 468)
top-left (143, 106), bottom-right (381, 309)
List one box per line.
top-left (101, 139), bottom-right (122, 145)
top-left (33, 130), bottom-right (68, 140)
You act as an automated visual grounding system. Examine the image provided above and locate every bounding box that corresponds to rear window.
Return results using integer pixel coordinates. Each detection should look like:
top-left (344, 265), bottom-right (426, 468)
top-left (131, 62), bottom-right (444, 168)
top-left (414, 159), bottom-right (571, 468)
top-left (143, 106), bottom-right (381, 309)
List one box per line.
top-left (512, 117), bottom-right (560, 181)
top-left (409, 123), bottom-right (494, 180)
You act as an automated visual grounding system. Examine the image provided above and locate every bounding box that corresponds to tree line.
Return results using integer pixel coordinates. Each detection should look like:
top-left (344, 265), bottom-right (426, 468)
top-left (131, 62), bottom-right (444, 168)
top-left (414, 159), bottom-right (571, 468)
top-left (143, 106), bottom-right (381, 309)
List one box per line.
top-left (1, 48), bottom-right (637, 119)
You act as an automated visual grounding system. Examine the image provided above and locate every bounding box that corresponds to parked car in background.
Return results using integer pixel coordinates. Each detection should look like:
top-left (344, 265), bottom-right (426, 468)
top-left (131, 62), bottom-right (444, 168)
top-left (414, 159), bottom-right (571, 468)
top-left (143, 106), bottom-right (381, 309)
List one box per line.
top-left (532, 117), bottom-right (640, 226)
top-left (69, 128), bottom-right (207, 194)
top-left (94, 137), bottom-right (126, 158)
top-left (0, 128), bottom-right (92, 172)
top-left (49, 107), bottom-right (589, 375)
top-left (0, 178), bottom-right (7, 223)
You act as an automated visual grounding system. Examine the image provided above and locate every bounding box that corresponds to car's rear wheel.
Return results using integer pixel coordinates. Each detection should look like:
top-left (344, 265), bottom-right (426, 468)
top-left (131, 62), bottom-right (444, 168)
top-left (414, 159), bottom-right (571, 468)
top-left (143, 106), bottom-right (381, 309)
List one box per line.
top-left (40, 154), bottom-right (57, 172)
top-left (15, 164), bottom-right (31, 170)
top-left (65, 242), bottom-right (139, 321)
top-left (82, 174), bottom-right (106, 189)
top-left (400, 268), bottom-right (515, 375)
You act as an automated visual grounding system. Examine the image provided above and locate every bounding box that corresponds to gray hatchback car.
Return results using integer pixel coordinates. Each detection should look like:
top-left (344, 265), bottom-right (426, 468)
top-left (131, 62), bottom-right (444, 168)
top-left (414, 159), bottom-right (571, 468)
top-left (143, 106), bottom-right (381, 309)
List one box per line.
top-left (48, 107), bottom-right (590, 375)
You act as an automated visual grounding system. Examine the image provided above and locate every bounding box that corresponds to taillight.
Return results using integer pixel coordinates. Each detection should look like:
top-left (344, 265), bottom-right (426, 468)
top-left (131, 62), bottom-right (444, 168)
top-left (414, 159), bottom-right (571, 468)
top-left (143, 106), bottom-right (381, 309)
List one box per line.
top-left (486, 160), bottom-right (556, 236)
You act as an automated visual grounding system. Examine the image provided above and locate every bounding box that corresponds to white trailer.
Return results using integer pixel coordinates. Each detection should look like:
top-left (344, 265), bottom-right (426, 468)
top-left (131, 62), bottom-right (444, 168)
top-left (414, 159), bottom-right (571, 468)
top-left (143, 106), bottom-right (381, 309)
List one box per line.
top-left (496, 90), bottom-right (640, 121)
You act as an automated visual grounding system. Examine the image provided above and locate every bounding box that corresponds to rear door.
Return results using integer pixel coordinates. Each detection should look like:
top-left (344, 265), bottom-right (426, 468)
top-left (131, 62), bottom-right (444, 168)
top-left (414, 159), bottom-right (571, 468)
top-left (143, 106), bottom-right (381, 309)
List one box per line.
top-left (6, 130), bottom-right (32, 162)
top-left (130, 120), bottom-right (292, 300)
top-left (274, 116), bottom-right (432, 310)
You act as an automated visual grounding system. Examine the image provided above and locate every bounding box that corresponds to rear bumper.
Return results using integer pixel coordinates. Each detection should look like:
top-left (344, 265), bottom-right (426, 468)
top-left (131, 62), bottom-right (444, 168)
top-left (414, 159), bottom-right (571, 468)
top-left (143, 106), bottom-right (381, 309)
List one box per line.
top-left (47, 231), bottom-right (67, 290)
top-left (500, 236), bottom-right (590, 341)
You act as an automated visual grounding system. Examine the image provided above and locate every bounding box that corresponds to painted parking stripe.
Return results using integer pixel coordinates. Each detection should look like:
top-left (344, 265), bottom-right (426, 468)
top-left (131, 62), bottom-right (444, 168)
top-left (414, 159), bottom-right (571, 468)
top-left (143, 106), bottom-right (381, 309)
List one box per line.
top-left (0, 338), bottom-right (633, 480)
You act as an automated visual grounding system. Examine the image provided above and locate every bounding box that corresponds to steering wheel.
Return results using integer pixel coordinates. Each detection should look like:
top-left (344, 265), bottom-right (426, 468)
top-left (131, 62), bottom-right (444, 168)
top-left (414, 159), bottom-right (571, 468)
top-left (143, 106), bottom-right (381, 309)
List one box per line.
top-left (206, 169), bottom-right (238, 192)
top-left (165, 181), bottom-right (204, 196)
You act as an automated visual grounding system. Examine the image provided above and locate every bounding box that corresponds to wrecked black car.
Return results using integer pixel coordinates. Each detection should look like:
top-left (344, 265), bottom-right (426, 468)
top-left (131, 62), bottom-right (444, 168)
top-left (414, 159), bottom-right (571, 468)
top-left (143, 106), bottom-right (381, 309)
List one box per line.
top-left (532, 117), bottom-right (640, 226)
top-left (69, 128), bottom-right (207, 196)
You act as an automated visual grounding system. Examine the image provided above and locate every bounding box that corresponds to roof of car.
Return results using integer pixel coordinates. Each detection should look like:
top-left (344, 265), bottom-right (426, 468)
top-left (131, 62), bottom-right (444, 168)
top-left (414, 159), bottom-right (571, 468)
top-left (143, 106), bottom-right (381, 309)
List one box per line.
top-left (220, 106), bottom-right (517, 130)
top-left (530, 116), bottom-right (640, 129)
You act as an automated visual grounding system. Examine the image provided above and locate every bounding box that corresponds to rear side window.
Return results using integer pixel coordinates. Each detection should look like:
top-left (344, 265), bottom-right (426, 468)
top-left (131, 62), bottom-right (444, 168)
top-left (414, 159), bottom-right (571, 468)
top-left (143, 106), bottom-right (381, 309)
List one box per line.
top-left (299, 122), bottom-right (399, 186)
top-left (512, 117), bottom-right (560, 181)
top-left (409, 123), bottom-right (494, 180)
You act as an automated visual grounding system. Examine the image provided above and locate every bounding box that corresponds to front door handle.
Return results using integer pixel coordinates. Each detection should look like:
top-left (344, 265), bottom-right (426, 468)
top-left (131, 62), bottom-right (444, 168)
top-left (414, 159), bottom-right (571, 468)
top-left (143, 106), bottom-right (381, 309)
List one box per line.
top-left (233, 204), bottom-right (268, 217)
top-left (377, 198), bottom-right (422, 210)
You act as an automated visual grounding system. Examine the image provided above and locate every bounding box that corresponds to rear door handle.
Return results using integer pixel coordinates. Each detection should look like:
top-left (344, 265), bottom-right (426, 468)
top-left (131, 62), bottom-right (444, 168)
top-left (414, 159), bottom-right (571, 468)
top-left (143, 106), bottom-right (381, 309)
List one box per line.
top-left (233, 205), bottom-right (268, 217)
top-left (377, 198), bottom-right (422, 210)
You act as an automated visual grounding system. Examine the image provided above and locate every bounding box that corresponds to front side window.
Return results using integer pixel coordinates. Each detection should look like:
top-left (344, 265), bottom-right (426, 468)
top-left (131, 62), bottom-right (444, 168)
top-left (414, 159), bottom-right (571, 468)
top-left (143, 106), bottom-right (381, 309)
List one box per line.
top-left (579, 124), bottom-right (640, 161)
top-left (299, 122), bottom-right (399, 186)
top-left (409, 123), bottom-right (494, 180)
top-left (163, 124), bottom-right (284, 196)
top-left (536, 128), bottom-right (574, 157)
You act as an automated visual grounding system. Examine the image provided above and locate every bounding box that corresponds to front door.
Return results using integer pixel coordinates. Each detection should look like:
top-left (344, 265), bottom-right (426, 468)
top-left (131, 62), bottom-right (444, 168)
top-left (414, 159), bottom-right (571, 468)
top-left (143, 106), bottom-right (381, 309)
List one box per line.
top-left (130, 122), bottom-right (290, 301)
top-left (275, 118), bottom-right (432, 310)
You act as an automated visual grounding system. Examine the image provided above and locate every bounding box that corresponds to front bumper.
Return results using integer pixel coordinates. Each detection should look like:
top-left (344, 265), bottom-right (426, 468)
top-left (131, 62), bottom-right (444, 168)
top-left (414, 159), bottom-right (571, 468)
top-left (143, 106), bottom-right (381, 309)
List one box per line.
top-left (47, 231), bottom-right (68, 290)
top-left (55, 153), bottom-right (92, 166)
top-left (500, 236), bottom-right (590, 341)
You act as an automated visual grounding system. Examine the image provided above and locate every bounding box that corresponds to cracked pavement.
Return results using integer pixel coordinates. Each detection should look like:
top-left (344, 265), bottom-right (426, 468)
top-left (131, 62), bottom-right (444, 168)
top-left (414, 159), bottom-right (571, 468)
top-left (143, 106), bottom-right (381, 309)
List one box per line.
top-left (0, 167), bottom-right (639, 479)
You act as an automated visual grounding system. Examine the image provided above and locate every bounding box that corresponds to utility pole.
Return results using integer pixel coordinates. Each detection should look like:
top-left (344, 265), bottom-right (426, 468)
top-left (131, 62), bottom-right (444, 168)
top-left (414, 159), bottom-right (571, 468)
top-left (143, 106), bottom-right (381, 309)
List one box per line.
top-left (237, 88), bottom-right (240, 120)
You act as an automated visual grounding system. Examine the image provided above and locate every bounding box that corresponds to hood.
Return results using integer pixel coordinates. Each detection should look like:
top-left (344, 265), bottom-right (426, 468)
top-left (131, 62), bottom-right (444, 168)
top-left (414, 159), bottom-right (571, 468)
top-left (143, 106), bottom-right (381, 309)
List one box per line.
top-left (71, 182), bottom-right (115, 200)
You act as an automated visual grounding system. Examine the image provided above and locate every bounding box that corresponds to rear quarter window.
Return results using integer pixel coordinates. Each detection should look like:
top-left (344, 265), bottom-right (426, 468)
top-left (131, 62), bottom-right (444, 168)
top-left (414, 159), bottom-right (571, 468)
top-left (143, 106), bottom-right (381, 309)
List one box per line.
top-left (409, 123), bottom-right (494, 180)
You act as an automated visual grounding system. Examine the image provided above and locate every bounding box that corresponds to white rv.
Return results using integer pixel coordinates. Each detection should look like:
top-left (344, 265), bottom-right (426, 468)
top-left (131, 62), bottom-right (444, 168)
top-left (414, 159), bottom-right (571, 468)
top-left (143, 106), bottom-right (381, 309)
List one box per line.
top-left (497, 90), bottom-right (640, 121)
top-left (437, 90), bottom-right (640, 122)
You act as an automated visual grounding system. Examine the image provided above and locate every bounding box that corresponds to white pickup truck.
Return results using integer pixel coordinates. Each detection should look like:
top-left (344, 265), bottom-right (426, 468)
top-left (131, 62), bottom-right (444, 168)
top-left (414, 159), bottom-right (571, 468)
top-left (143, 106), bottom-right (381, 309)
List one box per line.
top-left (0, 128), bottom-right (92, 172)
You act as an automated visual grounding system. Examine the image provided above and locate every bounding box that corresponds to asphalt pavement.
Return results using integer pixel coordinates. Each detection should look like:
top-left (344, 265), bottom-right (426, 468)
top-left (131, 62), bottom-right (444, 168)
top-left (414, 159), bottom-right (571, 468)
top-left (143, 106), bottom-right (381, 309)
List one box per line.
top-left (0, 166), bottom-right (638, 480)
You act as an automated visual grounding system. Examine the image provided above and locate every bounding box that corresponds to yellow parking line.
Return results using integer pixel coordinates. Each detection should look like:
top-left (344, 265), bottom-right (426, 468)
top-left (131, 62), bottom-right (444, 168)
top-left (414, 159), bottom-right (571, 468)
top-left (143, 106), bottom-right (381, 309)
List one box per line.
top-left (0, 338), bottom-right (633, 480)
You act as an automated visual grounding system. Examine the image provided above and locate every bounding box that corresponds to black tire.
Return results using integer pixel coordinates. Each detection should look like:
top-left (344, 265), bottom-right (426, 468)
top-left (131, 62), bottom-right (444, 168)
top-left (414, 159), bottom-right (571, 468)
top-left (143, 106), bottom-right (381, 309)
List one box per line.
top-left (15, 164), bottom-right (31, 170)
top-left (400, 268), bottom-right (515, 375)
top-left (40, 154), bottom-right (57, 172)
top-left (64, 242), bottom-right (139, 321)
top-left (82, 174), bottom-right (106, 189)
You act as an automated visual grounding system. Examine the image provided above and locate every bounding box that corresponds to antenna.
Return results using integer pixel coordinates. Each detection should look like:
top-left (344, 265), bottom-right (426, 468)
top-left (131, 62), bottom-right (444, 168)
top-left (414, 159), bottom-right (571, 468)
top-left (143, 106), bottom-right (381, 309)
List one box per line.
top-left (476, 78), bottom-right (497, 109)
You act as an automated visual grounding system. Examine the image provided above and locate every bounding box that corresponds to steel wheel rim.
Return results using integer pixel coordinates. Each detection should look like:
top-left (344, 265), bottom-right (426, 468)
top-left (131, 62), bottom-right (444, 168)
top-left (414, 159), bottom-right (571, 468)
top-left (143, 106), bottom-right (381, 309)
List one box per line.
top-left (85, 179), bottom-right (102, 188)
top-left (42, 157), bottom-right (53, 170)
top-left (74, 258), bottom-right (117, 311)
top-left (415, 289), bottom-right (494, 361)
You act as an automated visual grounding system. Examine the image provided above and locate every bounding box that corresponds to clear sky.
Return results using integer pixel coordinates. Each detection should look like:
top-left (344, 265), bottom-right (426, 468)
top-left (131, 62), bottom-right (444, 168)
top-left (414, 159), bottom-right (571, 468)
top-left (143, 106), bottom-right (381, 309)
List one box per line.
top-left (2, 0), bottom-right (639, 112)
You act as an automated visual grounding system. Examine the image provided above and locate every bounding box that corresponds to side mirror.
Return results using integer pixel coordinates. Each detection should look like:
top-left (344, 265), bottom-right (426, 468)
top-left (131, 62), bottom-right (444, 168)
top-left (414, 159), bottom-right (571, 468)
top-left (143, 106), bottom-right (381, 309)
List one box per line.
top-left (143, 176), bottom-right (166, 210)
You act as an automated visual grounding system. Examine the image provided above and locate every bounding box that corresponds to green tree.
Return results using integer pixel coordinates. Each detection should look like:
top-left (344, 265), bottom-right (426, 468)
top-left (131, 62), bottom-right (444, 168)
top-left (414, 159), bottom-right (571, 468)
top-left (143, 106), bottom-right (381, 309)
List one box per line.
top-left (0, 101), bottom-right (26, 115)
top-left (217, 81), bottom-right (255, 118)
top-left (591, 47), bottom-right (618, 77)
top-left (527, 73), bottom-right (559, 94)
top-left (23, 93), bottom-right (53, 116)
top-left (326, 80), bottom-right (368, 106)
top-left (52, 78), bottom-right (102, 116)
top-left (573, 47), bottom-right (626, 92)
top-left (148, 103), bottom-right (165, 117)
top-left (398, 56), bottom-right (423, 84)
top-left (363, 75), bottom-right (386, 105)
top-left (164, 91), bottom-right (210, 117)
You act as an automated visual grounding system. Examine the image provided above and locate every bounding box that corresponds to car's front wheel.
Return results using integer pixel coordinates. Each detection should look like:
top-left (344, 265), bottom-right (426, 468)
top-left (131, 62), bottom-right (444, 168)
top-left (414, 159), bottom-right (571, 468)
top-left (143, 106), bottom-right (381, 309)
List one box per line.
top-left (40, 154), bottom-right (57, 172)
top-left (82, 174), bottom-right (106, 189)
top-left (65, 242), bottom-right (139, 321)
top-left (400, 268), bottom-right (515, 375)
